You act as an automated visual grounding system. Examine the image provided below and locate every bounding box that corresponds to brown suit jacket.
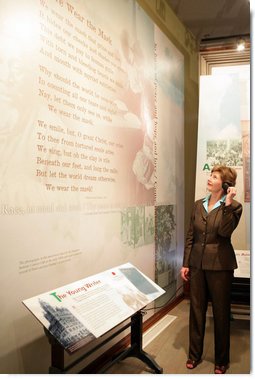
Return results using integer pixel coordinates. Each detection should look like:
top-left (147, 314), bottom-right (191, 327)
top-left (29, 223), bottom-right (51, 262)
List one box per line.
top-left (183, 198), bottom-right (242, 270)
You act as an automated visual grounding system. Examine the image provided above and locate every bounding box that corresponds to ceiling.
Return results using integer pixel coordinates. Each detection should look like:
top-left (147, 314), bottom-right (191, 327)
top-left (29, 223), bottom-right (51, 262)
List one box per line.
top-left (165, 0), bottom-right (250, 43)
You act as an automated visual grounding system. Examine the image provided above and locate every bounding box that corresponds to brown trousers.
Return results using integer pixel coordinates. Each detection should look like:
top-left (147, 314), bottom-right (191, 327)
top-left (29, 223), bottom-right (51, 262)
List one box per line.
top-left (188, 267), bottom-right (233, 365)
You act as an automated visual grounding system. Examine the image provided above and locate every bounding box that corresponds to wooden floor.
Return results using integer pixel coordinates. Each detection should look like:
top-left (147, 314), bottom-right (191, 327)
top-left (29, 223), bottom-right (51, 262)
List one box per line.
top-left (105, 299), bottom-right (250, 375)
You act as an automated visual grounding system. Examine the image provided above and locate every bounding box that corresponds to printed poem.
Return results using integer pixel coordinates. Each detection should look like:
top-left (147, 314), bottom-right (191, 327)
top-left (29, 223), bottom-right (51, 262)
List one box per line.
top-left (37, 0), bottom-right (126, 194)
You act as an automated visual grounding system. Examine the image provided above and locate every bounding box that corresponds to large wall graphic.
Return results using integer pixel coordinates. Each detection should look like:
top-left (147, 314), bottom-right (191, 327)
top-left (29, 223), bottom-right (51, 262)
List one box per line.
top-left (196, 70), bottom-right (250, 259)
top-left (0, 0), bottom-right (184, 373)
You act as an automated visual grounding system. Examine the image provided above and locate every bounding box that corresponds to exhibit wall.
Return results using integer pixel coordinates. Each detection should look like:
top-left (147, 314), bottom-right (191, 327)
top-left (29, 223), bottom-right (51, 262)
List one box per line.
top-left (139, 0), bottom-right (199, 233)
top-left (0, 0), bottom-right (187, 373)
top-left (195, 68), bottom-right (250, 266)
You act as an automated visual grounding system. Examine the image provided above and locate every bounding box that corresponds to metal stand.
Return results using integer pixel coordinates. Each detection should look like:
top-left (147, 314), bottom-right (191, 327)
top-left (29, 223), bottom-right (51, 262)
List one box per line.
top-left (98, 311), bottom-right (163, 374)
top-left (45, 310), bottom-right (163, 374)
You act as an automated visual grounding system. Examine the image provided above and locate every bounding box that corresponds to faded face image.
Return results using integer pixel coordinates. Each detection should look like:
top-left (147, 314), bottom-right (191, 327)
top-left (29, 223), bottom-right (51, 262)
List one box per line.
top-left (0, 42), bottom-right (26, 133)
top-left (0, 8), bottom-right (38, 135)
top-left (0, 43), bottom-right (25, 96)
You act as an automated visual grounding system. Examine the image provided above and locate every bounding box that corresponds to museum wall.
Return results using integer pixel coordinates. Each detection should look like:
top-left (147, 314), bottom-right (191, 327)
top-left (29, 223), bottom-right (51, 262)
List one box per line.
top-left (138, 0), bottom-right (199, 233)
top-left (0, 0), bottom-right (198, 373)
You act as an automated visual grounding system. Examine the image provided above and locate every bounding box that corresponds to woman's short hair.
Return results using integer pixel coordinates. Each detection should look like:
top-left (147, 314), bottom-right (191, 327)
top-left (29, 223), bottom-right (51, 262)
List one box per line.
top-left (211, 165), bottom-right (237, 186)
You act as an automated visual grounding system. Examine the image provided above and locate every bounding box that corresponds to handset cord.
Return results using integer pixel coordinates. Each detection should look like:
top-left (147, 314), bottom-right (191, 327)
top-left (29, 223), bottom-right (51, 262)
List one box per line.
top-left (144, 281), bottom-right (186, 311)
top-left (144, 268), bottom-right (200, 312)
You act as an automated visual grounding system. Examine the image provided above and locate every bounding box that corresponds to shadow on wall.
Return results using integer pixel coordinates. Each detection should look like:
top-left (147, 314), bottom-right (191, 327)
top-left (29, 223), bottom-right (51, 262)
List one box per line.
top-left (0, 334), bottom-right (50, 374)
top-left (20, 336), bottom-right (50, 374)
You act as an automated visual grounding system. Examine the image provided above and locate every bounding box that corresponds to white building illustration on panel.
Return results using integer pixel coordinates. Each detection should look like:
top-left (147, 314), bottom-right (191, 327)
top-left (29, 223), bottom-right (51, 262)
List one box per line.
top-left (39, 299), bottom-right (95, 350)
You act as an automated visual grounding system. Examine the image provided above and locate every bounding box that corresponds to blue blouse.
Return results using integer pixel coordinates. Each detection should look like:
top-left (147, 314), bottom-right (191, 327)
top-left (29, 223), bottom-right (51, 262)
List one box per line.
top-left (202, 194), bottom-right (226, 213)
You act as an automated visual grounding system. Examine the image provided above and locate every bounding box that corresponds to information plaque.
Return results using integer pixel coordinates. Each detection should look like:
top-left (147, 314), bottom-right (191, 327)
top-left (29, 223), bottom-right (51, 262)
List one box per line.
top-left (23, 263), bottom-right (165, 354)
top-left (234, 250), bottom-right (250, 278)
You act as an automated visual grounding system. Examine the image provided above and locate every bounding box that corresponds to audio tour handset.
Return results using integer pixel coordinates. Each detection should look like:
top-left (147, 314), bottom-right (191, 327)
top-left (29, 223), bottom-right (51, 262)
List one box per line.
top-left (222, 182), bottom-right (232, 193)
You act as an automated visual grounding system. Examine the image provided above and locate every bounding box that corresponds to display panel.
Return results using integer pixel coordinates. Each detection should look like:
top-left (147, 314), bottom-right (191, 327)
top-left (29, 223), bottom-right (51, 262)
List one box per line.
top-left (23, 263), bottom-right (165, 354)
top-left (0, 0), bottom-right (184, 373)
top-left (196, 72), bottom-right (250, 255)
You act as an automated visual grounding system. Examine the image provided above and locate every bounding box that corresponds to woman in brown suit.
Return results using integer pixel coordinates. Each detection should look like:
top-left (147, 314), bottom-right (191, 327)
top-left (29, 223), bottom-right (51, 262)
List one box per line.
top-left (181, 165), bottom-right (242, 374)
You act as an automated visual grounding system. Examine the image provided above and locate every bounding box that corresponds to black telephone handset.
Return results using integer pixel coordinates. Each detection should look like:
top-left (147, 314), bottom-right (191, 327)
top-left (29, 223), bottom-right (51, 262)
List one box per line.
top-left (222, 182), bottom-right (232, 193)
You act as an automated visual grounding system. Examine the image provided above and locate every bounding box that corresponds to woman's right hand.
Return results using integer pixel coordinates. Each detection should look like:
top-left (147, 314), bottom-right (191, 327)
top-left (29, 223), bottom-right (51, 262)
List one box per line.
top-left (180, 267), bottom-right (190, 281)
